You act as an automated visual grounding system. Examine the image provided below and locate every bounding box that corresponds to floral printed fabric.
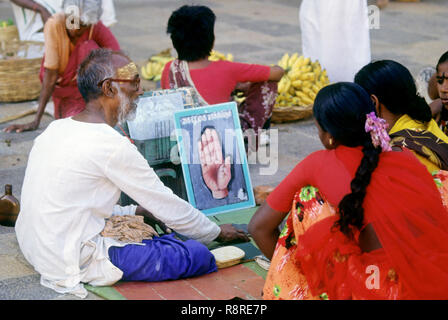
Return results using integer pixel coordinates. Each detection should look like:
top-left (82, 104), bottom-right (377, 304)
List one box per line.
top-left (433, 170), bottom-right (448, 210)
top-left (263, 186), bottom-right (333, 300)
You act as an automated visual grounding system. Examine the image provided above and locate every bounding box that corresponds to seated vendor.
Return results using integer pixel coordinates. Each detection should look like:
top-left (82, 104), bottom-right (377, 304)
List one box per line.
top-left (161, 5), bottom-right (284, 146)
top-left (9, 0), bottom-right (117, 42)
top-left (15, 48), bottom-right (249, 298)
top-left (4, 0), bottom-right (120, 133)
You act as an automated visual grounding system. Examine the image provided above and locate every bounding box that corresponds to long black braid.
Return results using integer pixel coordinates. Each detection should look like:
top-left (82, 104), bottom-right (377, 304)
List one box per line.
top-left (335, 141), bottom-right (381, 238)
top-left (313, 82), bottom-right (383, 238)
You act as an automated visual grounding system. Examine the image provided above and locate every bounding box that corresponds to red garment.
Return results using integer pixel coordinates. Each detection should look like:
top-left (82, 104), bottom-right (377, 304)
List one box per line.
top-left (39, 21), bottom-right (120, 119)
top-left (267, 146), bottom-right (448, 299)
top-left (264, 187), bottom-right (402, 300)
top-left (161, 60), bottom-right (270, 105)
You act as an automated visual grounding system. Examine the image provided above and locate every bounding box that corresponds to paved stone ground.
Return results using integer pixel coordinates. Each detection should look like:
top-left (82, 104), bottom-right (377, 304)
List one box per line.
top-left (0, 0), bottom-right (447, 300)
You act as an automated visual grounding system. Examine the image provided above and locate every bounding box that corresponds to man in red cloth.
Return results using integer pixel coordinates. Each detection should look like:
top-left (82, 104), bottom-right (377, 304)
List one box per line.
top-left (4, 0), bottom-right (120, 133)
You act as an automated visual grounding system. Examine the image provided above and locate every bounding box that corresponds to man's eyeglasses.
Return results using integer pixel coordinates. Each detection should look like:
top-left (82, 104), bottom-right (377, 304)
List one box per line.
top-left (97, 77), bottom-right (141, 91)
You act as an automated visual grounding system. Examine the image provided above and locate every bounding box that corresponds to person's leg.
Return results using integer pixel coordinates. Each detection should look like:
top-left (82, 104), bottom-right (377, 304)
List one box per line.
top-left (108, 233), bottom-right (217, 282)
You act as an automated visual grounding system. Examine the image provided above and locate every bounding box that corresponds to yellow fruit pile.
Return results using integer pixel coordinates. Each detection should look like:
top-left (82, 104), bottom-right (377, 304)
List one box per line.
top-left (141, 49), bottom-right (174, 82)
top-left (209, 50), bottom-right (234, 62)
top-left (275, 53), bottom-right (330, 107)
top-left (140, 49), bottom-right (234, 82)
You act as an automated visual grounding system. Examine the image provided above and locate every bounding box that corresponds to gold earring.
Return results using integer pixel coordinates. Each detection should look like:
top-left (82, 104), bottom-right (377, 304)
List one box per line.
top-left (329, 138), bottom-right (333, 145)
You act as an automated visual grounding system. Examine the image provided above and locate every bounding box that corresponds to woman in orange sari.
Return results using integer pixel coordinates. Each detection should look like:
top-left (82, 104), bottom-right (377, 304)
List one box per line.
top-left (4, 0), bottom-right (120, 133)
top-left (249, 82), bottom-right (448, 300)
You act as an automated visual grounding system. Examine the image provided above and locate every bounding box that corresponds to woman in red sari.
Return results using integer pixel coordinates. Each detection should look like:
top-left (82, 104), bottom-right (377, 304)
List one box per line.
top-left (4, 0), bottom-right (120, 133)
top-left (249, 82), bottom-right (448, 300)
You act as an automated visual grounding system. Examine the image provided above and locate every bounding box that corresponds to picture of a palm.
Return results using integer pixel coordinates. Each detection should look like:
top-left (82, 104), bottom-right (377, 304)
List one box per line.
top-left (198, 128), bottom-right (231, 199)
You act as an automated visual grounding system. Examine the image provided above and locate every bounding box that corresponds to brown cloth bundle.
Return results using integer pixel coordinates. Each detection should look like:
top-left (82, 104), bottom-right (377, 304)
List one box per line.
top-left (101, 215), bottom-right (159, 243)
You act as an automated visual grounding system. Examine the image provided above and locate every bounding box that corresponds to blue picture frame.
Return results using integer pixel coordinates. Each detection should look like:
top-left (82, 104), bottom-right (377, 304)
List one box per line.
top-left (173, 102), bottom-right (255, 215)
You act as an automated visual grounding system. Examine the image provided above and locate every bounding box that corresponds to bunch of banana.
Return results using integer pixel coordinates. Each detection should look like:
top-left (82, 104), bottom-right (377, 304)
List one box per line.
top-left (140, 49), bottom-right (173, 81)
top-left (209, 50), bottom-right (234, 62)
top-left (275, 52), bottom-right (330, 108)
top-left (140, 53), bottom-right (174, 82)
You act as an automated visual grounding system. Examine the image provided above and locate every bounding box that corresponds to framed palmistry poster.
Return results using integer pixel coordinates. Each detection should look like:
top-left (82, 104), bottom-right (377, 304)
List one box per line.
top-left (173, 102), bottom-right (255, 215)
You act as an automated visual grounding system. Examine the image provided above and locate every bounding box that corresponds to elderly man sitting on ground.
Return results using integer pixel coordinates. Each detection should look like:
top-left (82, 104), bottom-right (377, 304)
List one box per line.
top-left (14, 48), bottom-right (249, 298)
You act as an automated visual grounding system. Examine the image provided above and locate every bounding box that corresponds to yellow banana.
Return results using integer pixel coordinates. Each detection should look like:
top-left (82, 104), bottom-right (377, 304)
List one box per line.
top-left (295, 55), bottom-right (305, 68)
top-left (312, 84), bottom-right (321, 94)
top-left (276, 94), bottom-right (286, 102)
top-left (288, 53), bottom-right (299, 68)
top-left (278, 53), bottom-right (289, 69)
top-left (283, 77), bottom-right (291, 94)
top-left (141, 65), bottom-right (152, 80)
top-left (289, 86), bottom-right (296, 95)
top-left (302, 87), bottom-right (313, 97)
top-left (313, 63), bottom-right (322, 75)
top-left (299, 65), bottom-right (312, 73)
top-left (150, 55), bottom-right (173, 64)
top-left (299, 72), bottom-right (315, 81)
top-left (295, 91), bottom-right (308, 99)
top-left (301, 81), bottom-right (313, 89)
top-left (290, 59), bottom-right (302, 72)
top-left (277, 78), bottom-right (286, 93)
top-left (292, 97), bottom-right (301, 106)
top-left (288, 70), bottom-right (301, 81)
top-left (150, 63), bottom-right (160, 76)
top-left (145, 62), bottom-right (154, 77)
top-left (292, 80), bottom-right (303, 88)
top-left (300, 96), bottom-right (314, 105)
top-left (215, 50), bottom-right (227, 59)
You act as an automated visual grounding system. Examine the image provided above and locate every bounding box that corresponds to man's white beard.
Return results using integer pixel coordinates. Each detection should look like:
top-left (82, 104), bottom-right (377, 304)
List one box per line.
top-left (117, 88), bottom-right (138, 124)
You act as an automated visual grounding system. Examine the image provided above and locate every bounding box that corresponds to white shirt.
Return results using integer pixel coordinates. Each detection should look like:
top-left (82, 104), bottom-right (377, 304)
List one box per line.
top-left (15, 118), bottom-right (221, 298)
top-left (299, 0), bottom-right (371, 82)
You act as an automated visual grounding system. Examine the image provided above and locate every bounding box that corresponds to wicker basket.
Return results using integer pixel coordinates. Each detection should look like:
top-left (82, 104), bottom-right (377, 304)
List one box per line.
top-left (0, 41), bottom-right (43, 102)
top-left (271, 104), bottom-right (313, 123)
top-left (0, 25), bottom-right (19, 43)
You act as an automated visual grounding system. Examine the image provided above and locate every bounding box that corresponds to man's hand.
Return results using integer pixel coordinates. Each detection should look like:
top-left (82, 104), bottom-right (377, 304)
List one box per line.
top-left (3, 120), bottom-right (39, 133)
top-left (135, 206), bottom-right (172, 234)
top-left (198, 128), bottom-right (232, 199)
top-left (215, 224), bottom-right (250, 243)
